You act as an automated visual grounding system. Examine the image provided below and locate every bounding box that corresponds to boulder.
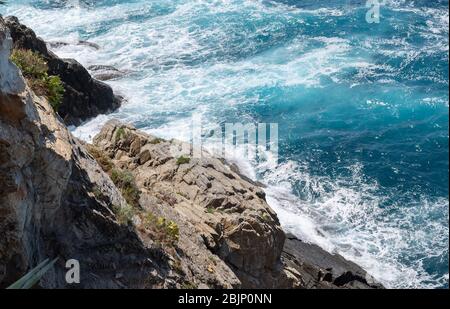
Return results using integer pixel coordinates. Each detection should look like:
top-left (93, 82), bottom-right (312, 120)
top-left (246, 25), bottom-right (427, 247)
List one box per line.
top-left (282, 234), bottom-right (384, 289)
top-left (88, 65), bottom-right (127, 81)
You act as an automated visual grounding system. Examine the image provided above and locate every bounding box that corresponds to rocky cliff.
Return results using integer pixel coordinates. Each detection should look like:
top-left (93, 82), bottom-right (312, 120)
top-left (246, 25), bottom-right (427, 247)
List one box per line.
top-left (2, 16), bottom-right (121, 126)
top-left (0, 17), bottom-right (382, 289)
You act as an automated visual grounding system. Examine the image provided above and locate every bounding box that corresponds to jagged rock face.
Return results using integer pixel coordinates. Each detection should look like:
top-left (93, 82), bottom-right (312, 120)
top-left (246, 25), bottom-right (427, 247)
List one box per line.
top-left (0, 20), bottom-right (283, 289)
top-left (0, 21), bottom-right (168, 288)
top-left (93, 120), bottom-right (296, 288)
top-left (282, 234), bottom-right (384, 289)
top-left (0, 24), bottom-right (25, 95)
top-left (2, 16), bottom-right (121, 126)
top-left (91, 122), bottom-right (384, 289)
top-left (88, 65), bottom-right (126, 81)
top-left (1, 18), bottom-right (383, 289)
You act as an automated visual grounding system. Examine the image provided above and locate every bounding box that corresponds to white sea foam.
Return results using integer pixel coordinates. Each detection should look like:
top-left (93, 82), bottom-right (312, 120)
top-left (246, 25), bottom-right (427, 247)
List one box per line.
top-left (257, 159), bottom-right (449, 288)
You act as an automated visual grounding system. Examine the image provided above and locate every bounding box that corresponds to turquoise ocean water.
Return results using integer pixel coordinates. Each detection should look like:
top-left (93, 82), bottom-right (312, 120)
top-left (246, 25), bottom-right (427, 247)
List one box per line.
top-left (1, 0), bottom-right (448, 288)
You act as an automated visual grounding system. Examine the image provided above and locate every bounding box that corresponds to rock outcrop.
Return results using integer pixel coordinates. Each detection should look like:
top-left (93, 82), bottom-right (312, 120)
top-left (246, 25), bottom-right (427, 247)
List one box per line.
top-left (88, 65), bottom-right (127, 81)
top-left (91, 120), bottom-right (296, 288)
top-left (88, 120), bottom-right (383, 289)
top-left (1, 19), bottom-right (170, 288)
top-left (1, 18), bottom-right (383, 289)
top-left (282, 234), bottom-right (383, 289)
top-left (2, 16), bottom-right (121, 126)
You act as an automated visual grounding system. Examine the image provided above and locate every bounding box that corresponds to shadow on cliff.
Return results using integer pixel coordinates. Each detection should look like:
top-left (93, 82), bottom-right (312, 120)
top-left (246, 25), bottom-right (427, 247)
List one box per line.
top-left (45, 151), bottom-right (173, 288)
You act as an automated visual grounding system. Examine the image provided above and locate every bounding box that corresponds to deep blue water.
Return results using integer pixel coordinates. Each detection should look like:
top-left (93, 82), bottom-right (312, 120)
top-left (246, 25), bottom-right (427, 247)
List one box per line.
top-left (1, 0), bottom-right (448, 288)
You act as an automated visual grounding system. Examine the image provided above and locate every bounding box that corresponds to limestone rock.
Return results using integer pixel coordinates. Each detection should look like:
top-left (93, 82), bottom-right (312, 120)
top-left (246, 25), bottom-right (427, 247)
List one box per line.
top-left (93, 120), bottom-right (295, 288)
top-left (92, 120), bottom-right (384, 289)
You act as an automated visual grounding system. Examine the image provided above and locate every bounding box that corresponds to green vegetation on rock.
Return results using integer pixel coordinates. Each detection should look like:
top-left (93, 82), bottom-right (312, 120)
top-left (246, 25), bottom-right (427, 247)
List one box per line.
top-left (86, 144), bottom-right (113, 173)
top-left (143, 212), bottom-right (180, 246)
top-left (115, 127), bottom-right (127, 142)
top-left (111, 169), bottom-right (140, 207)
top-left (176, 155), bottom-right (190, 165)
top-left (85, 134), bottom-right (180, 246)
top-left (112, 203), bottom-right (135, 226)
top-left (45, 75), bottom-right (64, 111)
top-left (10, 49), bottom-right (64, 111)
top-left (85, 145), bottom-right (140, 224)
top-left (11, 48), bottom-right (47, 76)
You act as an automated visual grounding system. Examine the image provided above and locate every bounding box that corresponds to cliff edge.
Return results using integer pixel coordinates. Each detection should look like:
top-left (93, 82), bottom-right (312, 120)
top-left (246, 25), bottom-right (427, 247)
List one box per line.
top-left (0, 17), bottom-right (383, 289)
top-left (2, 16), bottom-right (121, 126)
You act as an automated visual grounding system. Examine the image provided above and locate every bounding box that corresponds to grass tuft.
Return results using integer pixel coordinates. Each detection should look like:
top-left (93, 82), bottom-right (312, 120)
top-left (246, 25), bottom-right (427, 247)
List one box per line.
top-left (176, 156), bottom-right (190, 165)
top-left (115, 127), bottom-right (127, 142)
top-left (10, 49), bottom-right (47, 77)
top-left (112, 203), bottom-right (135, 226)
top-left (45, 75), bottom-right (64, 111)
top-left (111, 169), bottom-right (140, 207)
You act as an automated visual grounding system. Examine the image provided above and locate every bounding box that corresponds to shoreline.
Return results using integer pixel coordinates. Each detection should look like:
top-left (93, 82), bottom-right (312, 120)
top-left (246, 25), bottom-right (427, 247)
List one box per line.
top-left (1, 0), bottom-right (449, 291)
top-left (0, 15), bottom-right (385, 289)
top-left (67, 100), bottom-right (389, 287)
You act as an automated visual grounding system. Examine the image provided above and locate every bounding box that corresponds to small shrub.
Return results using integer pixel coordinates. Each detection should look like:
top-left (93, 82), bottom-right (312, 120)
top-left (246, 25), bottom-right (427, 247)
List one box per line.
top-left (45, 75), bottom-right (64, 111)
top-left (164, 220), bottom-right (180, 242)
top-left (206, 207), bottom-right (215, 214)
top-left (111, 169), bottom-right (140, 207)
top-left (10, 49), bottom-right (47, 77)
top-left (112, 204), bottom-right (135, 226)
top-left (10, 49), bottom-right (64, 111)
top-left (26, 77), bottom-right (47, 96)
top-left (143, 212), bottom-right (156, 226)
top-left (143, 212), bottom-right (179, 246)
top-left (176, 156), bottom-right (190, 165)
top-left (115, 127), bottom-right (127, 142)
top-left (111, 169), bottom-right (134, 186)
